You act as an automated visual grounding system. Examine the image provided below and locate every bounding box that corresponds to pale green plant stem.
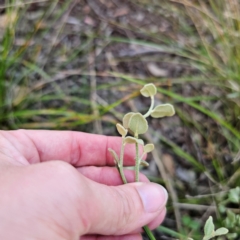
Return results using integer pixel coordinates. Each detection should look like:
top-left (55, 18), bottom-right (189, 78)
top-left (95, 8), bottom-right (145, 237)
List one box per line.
top-left (116, 159), bottom-right (156, 240)
top-left (116, 89), bottom-right (157, 239)
top-left (135, 141), bottom-right (140, 182)
top-left (119, 139), bottom-right (127, 184)
top-left (143, 96), bottom-right (154, 118)
top-left (133, 131), bottom-right (156, 239)
top-left (133, 137), bottom-right (156, 239)
top-left (135, 141), bottom-right (156, 239)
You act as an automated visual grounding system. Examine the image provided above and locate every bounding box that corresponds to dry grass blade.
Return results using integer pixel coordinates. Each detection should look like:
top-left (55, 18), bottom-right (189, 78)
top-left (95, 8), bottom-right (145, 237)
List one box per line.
top-left (0, 0), bottom-right (51, 9)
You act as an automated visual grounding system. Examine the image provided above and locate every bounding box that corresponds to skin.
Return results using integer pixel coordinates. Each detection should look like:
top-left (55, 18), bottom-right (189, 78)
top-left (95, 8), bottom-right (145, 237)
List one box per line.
top-left (0, 130), bottom-right (167, 240)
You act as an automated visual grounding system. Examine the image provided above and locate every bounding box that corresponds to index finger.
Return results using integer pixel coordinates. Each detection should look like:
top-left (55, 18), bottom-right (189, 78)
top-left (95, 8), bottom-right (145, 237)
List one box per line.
top-left (4, 130), bottom-right (144, 166)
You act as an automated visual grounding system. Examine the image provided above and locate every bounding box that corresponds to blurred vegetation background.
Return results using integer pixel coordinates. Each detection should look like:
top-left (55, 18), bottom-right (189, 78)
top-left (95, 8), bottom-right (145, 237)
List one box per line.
top-left (1, 0), bottom-right (240, 239)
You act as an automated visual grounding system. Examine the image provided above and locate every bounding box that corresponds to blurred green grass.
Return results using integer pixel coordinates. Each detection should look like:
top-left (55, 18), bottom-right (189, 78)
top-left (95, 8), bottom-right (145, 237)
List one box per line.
top-left (1, 0), bottom-right (240, 239)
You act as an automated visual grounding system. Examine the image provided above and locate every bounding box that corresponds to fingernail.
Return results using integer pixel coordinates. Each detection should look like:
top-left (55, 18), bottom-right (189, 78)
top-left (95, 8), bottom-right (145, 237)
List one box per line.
top-left (136, 183), bottom-right (168, 213)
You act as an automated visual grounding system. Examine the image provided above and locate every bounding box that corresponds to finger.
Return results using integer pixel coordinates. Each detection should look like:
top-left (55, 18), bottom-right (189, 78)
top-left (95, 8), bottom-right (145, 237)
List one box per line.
top-left (147, 207), bottom-right (166, 230)
top-left (78, 166), bottom-right (149, 185)
top-left (130, 207), bottom-right (166, 234)
top-left (79, 175), bottom-right (168, 236)
top-left (81, 233), bottom-right (142, 240)
top-left (2, 130), bottom-right (145, 166)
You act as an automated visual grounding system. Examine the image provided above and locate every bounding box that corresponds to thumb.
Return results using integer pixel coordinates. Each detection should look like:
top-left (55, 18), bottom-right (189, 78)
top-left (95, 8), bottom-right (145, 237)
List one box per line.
top-left (79, 176), bottom-right (168, 236)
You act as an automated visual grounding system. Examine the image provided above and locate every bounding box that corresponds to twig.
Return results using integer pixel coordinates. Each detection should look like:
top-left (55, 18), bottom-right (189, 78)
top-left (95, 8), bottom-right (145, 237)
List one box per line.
top-left (40, 0), bottom-right (80, 70)
top-left (174, 202), bottom-right (240, 214)
top-left (144, 130), bottom-right (182, 232)
top-left (89, 53), bottom-right (103, 134)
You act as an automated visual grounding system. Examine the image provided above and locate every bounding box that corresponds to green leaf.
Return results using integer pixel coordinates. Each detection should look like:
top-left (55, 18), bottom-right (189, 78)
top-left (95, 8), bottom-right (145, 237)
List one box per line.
top-left (122, 112), bottom-right (135, 129)
top-left (151, 104), bottom-right (175, 118)
top-left (203, 236), bottom-right (213, 240)
top-left (137, 139), bottom-right (144, 145)
top-left (224, 217), bottom-right (233, 229)
top-left (227, 233), bottom-right (238, 239)
top-left (238, 215), bottom-right (240, 226)
top-left (129, 113), bottom-right (148, 135)
top-left (228, 187), bottom-right (240, 204)
top-left (215, 228), bottom-right (229, 236)
top-left (124, 136), bottom-right (144, 145)
top-left (108, 148), bottom-right (119, 165)
top-left (140, 160), bottom-right (149, 167)
top-left (140, 83), bottom-right (157, 97)
top-left (204, 216), bottom-right (215, 237)
top-left (124, 136), bottom-right (138, 144)
top-left (218, 204), bottom-right (226, 213)
top-left (227, 210), bottom-right (236, 223)
top-left (116, 123), bottom-right (127, 137)
top-left (144, 143), bottom-right (154, 153)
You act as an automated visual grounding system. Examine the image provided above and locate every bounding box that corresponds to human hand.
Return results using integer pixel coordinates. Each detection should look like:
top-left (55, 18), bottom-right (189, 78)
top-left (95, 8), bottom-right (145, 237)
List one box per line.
top-left (0, 130), bottom-right (167, 240)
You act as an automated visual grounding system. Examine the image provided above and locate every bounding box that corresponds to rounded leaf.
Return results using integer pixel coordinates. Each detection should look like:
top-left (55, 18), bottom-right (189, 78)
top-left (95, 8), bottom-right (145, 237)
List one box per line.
top-left (226, 233), bottom-right (238, 239)
top-left (204, 216), bottom-right (215, 237)
top-left (227, 210), bottom-right (236, 223)
top-left (116, 123), bottom-right (127, 137)
top-left (137, 139), bottom-right (144, 145)
top-left (122, 112), bottom-right (135, 129)
top-left (124, 137), bottom-right (144, 145)
top-left (144, 143), bottom-right (154, 153)
top-left (140, 83), bottom-right (157, 97)
top-left (228, 187), bottom-right (240, 204)
top-left (150, 104), bottom-right (175, 118)
top-left (215, 228), bottom-right (229, 236)
top-left (108, 148), bottom-right (119, 164)
top-left (129, 113), bottom-right (148, 135)
top-left (124, 136), bottom-right (138, 144)
top-left (140, 160), bottom-right (149, 167)
top-left (203, 237), bottom-right (212, 240)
